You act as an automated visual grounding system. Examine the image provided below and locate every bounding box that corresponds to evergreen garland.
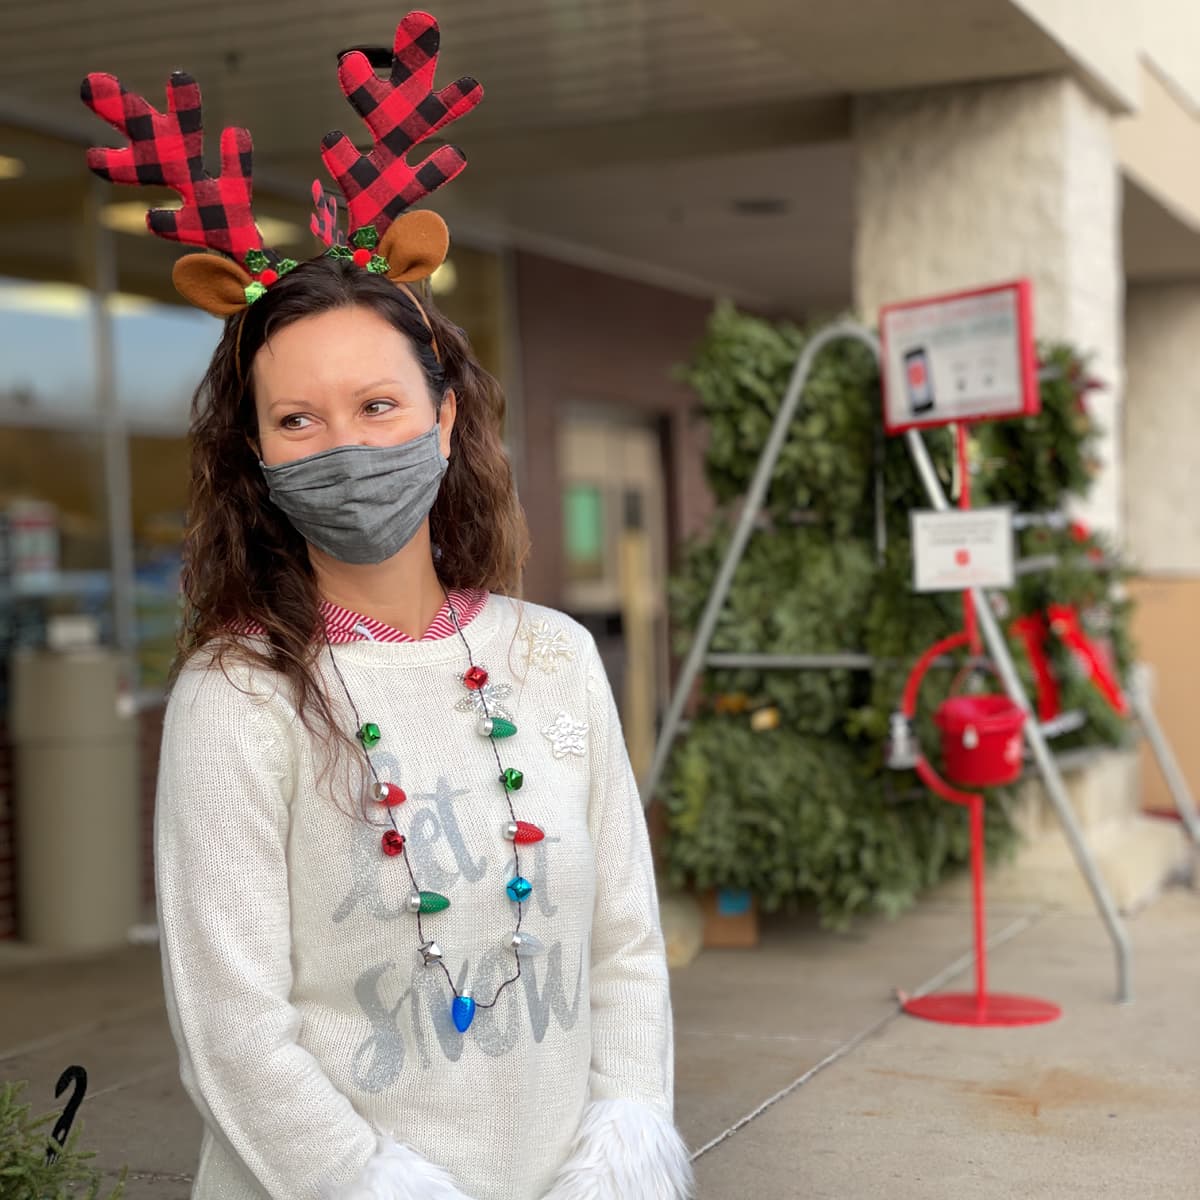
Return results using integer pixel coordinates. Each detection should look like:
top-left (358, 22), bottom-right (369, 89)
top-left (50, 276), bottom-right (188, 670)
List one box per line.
top-left (974, 343), bottom-right (1103, 509)
top-left (668, 518), bottom-right (876, 733)
top-left (677, 302), bottom-right (881, 534)
top-left (0, 1079), bottom-right (126, 1199)
top-left (663, 307), bottom-right (1134, 924)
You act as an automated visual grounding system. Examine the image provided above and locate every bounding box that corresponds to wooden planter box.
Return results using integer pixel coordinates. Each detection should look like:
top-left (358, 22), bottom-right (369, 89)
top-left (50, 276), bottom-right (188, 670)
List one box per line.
top-left (700, 887), bottom-right (760, 948)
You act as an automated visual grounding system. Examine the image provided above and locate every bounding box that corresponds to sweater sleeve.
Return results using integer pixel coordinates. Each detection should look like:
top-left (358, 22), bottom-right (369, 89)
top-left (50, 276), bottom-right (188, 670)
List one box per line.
top-left (157, 661), bottom-right (473, 1200)
top-left (539, 636), bottom-right (693, 1200)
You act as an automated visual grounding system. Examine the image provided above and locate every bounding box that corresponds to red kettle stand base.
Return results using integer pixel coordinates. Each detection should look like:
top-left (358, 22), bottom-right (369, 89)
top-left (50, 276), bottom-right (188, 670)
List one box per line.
top-left (903, 991), bottom-right (1062, 1027)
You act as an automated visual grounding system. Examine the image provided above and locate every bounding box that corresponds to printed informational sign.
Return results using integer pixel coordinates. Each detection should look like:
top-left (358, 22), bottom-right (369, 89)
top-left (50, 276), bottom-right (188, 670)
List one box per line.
top-left (880, 280), bottom-right (1038, 434)
top-left (911, 507), bottom-right (1015, 593)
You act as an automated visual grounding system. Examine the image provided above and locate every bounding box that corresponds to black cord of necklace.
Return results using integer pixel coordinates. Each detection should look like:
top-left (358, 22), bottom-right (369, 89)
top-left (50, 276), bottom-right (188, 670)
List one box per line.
top-left (322, 587), bottom-right (524, 1009)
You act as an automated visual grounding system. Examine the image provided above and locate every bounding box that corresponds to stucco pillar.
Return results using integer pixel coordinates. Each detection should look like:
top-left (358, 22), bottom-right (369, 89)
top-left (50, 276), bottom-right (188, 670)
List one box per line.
top-left (853, 76), bottom-right (1123, 536)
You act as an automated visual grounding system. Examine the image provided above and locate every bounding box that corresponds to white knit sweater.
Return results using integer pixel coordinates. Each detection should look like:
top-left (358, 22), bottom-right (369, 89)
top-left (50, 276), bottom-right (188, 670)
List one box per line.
top-left (155, 594), bottom-right (691, 1200)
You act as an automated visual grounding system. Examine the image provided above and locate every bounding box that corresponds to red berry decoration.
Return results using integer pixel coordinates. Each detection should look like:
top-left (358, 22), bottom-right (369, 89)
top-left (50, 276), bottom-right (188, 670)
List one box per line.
top-left (259, 268), bottom-right (279, 286)
top-left (352, 247), bottom-right (372, 267)
top-left (381, 830), bottom-right (405, 857)
top-left (463, 665), bottom-right (489, 691)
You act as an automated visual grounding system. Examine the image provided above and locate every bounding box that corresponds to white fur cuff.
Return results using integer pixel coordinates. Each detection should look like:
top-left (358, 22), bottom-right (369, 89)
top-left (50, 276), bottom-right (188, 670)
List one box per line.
top-left (541, 1099), bottom-right (695, 1200)
top-left (325, 1133), bottom-right (475, 1200)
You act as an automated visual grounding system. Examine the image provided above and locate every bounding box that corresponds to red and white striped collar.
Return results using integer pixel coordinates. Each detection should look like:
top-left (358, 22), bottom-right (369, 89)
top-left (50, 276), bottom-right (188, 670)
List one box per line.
top-left (320, 587), bottom-right (488, 644)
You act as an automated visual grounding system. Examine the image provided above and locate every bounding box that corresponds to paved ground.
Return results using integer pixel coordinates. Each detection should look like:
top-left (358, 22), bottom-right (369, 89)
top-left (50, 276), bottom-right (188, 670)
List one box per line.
top-left (2, 885), bottom-right (1197, 1198)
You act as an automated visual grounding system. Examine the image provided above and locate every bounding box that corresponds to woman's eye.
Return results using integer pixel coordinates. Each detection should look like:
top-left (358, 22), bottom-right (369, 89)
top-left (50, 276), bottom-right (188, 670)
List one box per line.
top-left (280, 414), bottom-right (312, 430)
top-left (364, 400), bottom-right (396, 416)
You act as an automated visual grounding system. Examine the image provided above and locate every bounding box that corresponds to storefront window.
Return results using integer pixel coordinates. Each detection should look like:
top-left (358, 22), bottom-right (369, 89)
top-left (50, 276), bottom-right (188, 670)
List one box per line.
top-left (0, 280), bottom-right (96, 422)
top-left (115, 299), bottom-right (217, 431)
top-left (117, 307), bottom-right (216, 691)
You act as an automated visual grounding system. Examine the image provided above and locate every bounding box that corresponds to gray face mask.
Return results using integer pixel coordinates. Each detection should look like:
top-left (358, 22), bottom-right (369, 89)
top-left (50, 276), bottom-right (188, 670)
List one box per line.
top-left (259, 424), bottom-right (449, 565)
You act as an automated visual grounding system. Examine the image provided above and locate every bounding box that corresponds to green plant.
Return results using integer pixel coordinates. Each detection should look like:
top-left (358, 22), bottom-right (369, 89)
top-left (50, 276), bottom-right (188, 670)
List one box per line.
top-left (668, 518), bottom-right (876, 734)
top-left (677, 301), bottom-right (881, 534)
top-left (661, 716), bottom-right (1013, 926)
top-left (0, 1080), bottom-right (126, 1200)
top-left (974, 342), bottom-right (1102, 510)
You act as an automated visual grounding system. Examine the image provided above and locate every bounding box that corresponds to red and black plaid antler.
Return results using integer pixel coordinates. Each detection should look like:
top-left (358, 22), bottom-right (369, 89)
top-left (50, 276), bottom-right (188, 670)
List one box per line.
top-left (82, 71), bottom-right (265, 263)
top-left (320, 10), bottom-right (483, 238)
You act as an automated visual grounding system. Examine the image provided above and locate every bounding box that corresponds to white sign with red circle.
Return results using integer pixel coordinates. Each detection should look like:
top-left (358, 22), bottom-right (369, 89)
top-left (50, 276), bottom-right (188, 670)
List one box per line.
top-left (911, 507), bottom-right (1015, 593)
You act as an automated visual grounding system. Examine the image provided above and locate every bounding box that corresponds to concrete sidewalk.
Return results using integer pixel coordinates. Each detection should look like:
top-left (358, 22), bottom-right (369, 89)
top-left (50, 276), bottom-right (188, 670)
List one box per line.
top-left (2, 884), bottom-right (1197, 1198)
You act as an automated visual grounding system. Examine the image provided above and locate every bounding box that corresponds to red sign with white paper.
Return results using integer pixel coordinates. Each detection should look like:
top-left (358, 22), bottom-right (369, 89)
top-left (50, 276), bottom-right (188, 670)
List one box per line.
top-left (880, 279), bottom-right (1039, 434)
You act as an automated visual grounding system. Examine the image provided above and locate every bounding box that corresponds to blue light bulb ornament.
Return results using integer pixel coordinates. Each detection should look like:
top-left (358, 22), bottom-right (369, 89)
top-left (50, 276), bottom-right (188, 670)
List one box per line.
top-left (452, 993), bottom-right (476, 1033)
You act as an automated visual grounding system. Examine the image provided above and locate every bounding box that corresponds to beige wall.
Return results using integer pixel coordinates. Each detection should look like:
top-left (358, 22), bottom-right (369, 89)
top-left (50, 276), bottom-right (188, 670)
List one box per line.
top-left (1129, 578), bottom-right (1200, 814)
top-left (1010, 0), bottom-right (1140, 110)
top-left (1124, 283), bottom-right (1200, 570)
top-left (1139, 0), bottom-right (1200, 114)
top-left (1124, 281), bottom-right (1200, 815)
top-left (1115, 64), bottom-right (1200, 239)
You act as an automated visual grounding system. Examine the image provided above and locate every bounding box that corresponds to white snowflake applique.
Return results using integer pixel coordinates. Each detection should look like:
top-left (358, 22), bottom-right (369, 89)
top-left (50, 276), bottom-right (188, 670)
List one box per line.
top-left (454, 678), bottom-right (515, 722)
top-left (541, 710), bottom-right (588, 759)
top-left (520, 619), bottom-right (575, 674)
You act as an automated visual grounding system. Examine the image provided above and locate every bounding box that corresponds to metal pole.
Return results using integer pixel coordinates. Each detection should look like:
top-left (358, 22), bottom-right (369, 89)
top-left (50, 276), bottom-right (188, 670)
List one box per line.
top-left (1128, 676), bottom-right (1200, 846)
top-left (905, 428), bottom-right (1133, 1003)
top-left (88, 178), bottom-right (138, 667)
top-left (642, 321), bottom-right (881, 807)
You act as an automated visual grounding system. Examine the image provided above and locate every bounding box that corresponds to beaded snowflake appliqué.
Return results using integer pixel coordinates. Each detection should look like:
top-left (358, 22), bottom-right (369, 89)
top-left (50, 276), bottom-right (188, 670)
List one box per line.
top-left (541, 711), bottom-right (588, 758)
top-left (520, 619), bottom-right (575, 674)
top-left (454, 680), bottom-right (515, 722)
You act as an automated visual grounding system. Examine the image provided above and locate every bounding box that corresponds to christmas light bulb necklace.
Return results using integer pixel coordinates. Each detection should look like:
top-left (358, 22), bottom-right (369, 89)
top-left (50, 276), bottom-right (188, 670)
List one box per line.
top-left (323, 587), bottom-right (545, 1034)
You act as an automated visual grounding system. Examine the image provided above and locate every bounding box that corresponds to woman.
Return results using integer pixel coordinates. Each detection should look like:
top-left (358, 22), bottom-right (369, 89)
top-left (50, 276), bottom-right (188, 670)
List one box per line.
top-left (83, 11), bottom-right (692, 1200)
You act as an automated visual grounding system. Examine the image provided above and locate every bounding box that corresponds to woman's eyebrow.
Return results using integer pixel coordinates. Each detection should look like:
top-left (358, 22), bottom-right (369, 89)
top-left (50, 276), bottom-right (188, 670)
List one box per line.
top-left (266, 380), bottom-right (407, 412)
top-left (351, 378), bottom-right (407, 397)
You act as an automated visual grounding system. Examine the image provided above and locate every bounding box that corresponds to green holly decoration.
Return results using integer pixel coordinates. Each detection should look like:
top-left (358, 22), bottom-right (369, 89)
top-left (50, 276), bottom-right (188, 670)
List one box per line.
top-left (244, 248), bottom-right (271, 274)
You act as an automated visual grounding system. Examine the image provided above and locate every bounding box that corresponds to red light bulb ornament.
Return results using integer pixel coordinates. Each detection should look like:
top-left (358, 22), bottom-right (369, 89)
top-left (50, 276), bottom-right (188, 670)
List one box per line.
top-left (505, 820), bottom-right (544, 844)
top-left (370, 781), bottom-right (407, 807)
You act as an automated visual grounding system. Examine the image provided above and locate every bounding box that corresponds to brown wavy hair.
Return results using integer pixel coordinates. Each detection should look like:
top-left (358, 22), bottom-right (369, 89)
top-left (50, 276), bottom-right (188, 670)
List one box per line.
top-left (174, 255), bottom-right (531, 761)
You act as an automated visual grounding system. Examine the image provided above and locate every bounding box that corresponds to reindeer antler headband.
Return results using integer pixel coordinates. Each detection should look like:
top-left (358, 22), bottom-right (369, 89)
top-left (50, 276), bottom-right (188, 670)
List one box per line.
top-left (81, 10), bottom-right (481, 319)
